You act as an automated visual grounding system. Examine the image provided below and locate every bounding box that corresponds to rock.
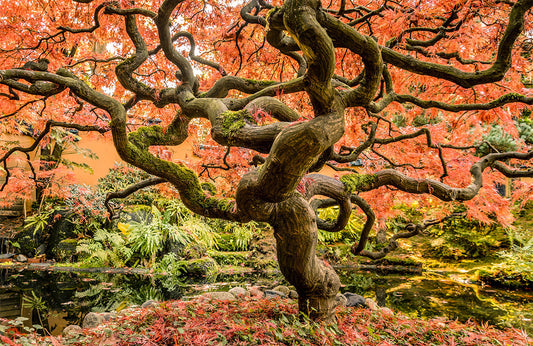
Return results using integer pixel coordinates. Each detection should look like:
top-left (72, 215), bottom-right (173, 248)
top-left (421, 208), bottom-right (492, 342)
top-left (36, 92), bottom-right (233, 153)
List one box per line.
top-left (228, 287), bottom-right (250, 298)
top-left (62, 325), bottom-right (83, 338)
top-left (141, 300), bottom-right (158, 308)
top-left (53, 238), bottom-right (78, 262)
top-left (15, 254), bottom-right (28, 262)
top-left (248, 286), bottom-right (264, 298)
top-left (101, 312), bottom-right (117, 321)
top-left (185, 257), bottom-right (219, 282)
top-left (335, 293), bottom-right (347, 307)
top-left (344, 292), bottom-right (366, 307)
top-left (0, 253), bottom-right (14, 259)
top-left (273, 285), bottom-right (290, 296)
top-left (264, 290), bottom-right (286, 299)
top-left (35, 244), bottom-right (46, 256)
top-left (117, 308), bottom-right (137, 317)
top-left (288, 290), bottom-right (298, 299)
top-left (82, 312), bottom-right (105, 329)
top-left (365, 298), bottom-right (379, 311)
top-left (202, 291), bottom-right (236, 301)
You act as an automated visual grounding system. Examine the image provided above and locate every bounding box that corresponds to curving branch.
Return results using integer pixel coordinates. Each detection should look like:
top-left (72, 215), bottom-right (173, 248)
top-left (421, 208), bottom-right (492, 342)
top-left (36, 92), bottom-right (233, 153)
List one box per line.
top-left (341, 150), bottom-right (533, 202)
top-left (492, 161), bottom-right (533, 177)
top-left (155, 0), bottom-right (199, 92)
top-left (379, 0), bottom-right (533, 88)
top-left (171, 32), bottom-right (226, 76)
top-left (0, 120), bottom-right (108, 191)
top-left (301, 174), bottom-right (351, 232)
top-left (105, 177), bottom-right (167, 220)
top-left (58, 3), bottom-right (106, 33)
top-left (354, 213), bottom-right (465, 259)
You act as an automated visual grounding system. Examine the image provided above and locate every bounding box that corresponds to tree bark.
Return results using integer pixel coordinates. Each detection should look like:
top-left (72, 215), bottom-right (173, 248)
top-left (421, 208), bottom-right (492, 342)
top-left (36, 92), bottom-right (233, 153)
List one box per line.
top-left (272, 195), bottom-right (340, 322)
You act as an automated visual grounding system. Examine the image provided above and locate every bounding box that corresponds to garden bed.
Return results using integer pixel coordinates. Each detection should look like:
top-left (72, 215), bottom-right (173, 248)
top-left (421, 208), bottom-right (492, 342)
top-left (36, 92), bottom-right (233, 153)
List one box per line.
top-left (2, 296), bottom-right (531, 345)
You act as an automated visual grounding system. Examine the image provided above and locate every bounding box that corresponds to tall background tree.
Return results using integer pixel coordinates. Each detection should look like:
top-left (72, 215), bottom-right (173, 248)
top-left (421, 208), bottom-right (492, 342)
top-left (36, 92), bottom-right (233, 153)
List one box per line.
top-left (1, 0), bottom-right (532, 321)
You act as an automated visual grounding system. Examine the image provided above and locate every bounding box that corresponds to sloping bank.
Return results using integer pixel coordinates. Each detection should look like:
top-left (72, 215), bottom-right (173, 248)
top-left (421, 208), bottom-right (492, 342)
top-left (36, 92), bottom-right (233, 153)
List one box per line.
top-left (2, 286), bottom-right (531, 345)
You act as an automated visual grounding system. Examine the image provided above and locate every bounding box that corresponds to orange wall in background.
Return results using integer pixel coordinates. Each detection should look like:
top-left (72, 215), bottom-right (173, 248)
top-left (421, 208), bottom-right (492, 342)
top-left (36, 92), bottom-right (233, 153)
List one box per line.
top-left (62, 134), bottom-right (197, 186)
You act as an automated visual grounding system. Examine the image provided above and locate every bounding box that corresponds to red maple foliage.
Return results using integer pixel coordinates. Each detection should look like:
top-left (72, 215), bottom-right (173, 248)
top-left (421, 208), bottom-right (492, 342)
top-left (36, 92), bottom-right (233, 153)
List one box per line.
top-left (1, 0), bottom-right (532, 320)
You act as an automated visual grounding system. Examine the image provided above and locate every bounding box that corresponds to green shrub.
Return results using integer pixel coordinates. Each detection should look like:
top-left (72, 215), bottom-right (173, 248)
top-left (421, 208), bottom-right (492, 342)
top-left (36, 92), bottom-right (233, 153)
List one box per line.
top-left (96, 162), bottom-right (159, 206)
top-left (478, 237), bottom-right (533, 289)
top-left (76, 228), bottom-right (132, 267)
top-left (425, 217), bottom-right (510, 260)
top-left (476, 124), bottom-right (517, 156)
top-left (316, 206), bottom-right (364, 244)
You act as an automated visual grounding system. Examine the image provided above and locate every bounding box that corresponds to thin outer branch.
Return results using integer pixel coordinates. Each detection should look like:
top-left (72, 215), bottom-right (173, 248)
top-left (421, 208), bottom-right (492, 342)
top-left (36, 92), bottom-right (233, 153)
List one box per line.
top-left (105, 177), bottom-right (166, 220)
top-left (0, 120), bottom-right (108, 190)
top-left (355, 213), bottom-right (465, 259)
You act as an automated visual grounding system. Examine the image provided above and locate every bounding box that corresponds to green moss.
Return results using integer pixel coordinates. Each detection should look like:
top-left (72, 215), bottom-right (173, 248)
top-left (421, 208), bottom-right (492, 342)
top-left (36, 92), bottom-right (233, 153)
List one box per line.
top-left (126, 138), bottom-right (234, 217)
top-left (208, 250), bottom-right (249, 266)
top-left (201, 182), bottom-right (217, 195)
top-left (181, 257), bottom-right (219, 281)
top-left (340, 174), bottom-right (377, 193)
top-left (221, 109), bottom-right (252, 137)
top-left (244, 78), bottom-right (277, 88)
top-left (505, 93), bottom-right (523, 101)
top-left (128, 126), bottom-right (164, 149)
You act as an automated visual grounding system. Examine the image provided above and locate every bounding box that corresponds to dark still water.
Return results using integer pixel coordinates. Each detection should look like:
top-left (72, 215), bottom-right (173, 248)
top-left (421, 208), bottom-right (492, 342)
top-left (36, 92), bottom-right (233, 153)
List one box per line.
top-left (0, 268), bottom-right (531, 336)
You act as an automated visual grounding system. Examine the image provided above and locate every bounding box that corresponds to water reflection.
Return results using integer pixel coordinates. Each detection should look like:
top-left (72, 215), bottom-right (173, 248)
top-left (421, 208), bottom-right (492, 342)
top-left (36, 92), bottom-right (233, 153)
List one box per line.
top-left (338, 269), bottom-right (533, 333)
top-left (0, 269), bottom-right (186, 335)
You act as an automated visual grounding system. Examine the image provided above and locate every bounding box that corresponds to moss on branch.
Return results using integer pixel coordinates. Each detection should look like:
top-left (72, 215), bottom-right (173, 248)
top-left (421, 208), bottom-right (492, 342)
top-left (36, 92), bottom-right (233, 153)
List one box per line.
top-left (340, 173), bottom-right (377, 193)
top-left (221, 109), bottom-right (254, 137)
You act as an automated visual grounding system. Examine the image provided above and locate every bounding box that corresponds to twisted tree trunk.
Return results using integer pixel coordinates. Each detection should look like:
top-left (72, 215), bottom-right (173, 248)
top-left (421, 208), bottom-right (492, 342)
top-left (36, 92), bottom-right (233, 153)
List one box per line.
top-left (273, 195), bottom-right (341, 321)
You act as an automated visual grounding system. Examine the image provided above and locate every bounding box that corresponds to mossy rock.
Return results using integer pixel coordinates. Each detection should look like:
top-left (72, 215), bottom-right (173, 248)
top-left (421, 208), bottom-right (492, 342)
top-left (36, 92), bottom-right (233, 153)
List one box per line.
top-left (208, 250), bottom-right (249, 266)
top-left (180, 244), bottom-right (208, 260)
top-left (12, 233), bottom-right (39, 257)
top-left (52, 238), bottom-right (78, 262)
top-left (478, 269), bottom-right (533, 290)
top-left (183, 257), bottom-right (219, 282)
top-left (46, 211), bottom-right (78, 257)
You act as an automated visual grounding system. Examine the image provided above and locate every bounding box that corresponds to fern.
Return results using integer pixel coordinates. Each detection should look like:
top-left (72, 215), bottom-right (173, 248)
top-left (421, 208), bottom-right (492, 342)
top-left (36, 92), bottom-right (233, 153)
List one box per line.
top-left (180, 219), bottom-right (219, 250)
top-left (76, 229), bottom-right (131, 267)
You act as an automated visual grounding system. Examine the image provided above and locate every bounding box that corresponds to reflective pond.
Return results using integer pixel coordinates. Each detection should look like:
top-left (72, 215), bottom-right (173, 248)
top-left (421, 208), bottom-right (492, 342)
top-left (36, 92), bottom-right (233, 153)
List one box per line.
top-left (0, 268), bottom-right (531, 336)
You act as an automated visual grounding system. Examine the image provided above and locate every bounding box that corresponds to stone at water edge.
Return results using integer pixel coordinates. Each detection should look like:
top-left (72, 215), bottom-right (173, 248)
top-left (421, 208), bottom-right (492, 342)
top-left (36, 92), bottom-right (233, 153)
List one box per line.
top-left (273, 285), bottom-right (290, 296)
top-left (141, 300), bottom-right (159, 308)
top-left (344, 292), bottom-right (366, 307)
top-left (264, 290), bottom-right (286, 299)
top-left (228, 287), bottom-right (250, 298)
top-left (82, 312), bottom-right (105, 329)
top-left (335, 293), bottom-right (347, 307)
top-left (201, 291), bottom-right (236, 301)
top-left (365, 298), bottom-right (379, 311)
top-left (248, 286), bottom-right (264, 298)
top-left (62, 325), bottom-right (83, 338)
top-left (288, 290), bottom-right (298, 299)
top-left (101, 312), bottom-right (117, 321)
top-left (14, 254), bottom-right (27, 262)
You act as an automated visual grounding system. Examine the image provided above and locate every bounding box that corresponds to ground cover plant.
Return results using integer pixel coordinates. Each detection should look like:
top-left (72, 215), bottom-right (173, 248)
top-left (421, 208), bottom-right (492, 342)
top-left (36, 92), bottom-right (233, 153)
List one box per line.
top-left (2, 297), bottom-right (532, 345)
top-left (1, 0), bottom-right (533, 323)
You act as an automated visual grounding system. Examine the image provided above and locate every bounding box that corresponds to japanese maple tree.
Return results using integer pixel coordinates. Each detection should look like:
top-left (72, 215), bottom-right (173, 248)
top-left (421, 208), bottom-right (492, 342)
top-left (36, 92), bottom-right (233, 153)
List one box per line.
top-left (1, 0), bottom-right (532, 321)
